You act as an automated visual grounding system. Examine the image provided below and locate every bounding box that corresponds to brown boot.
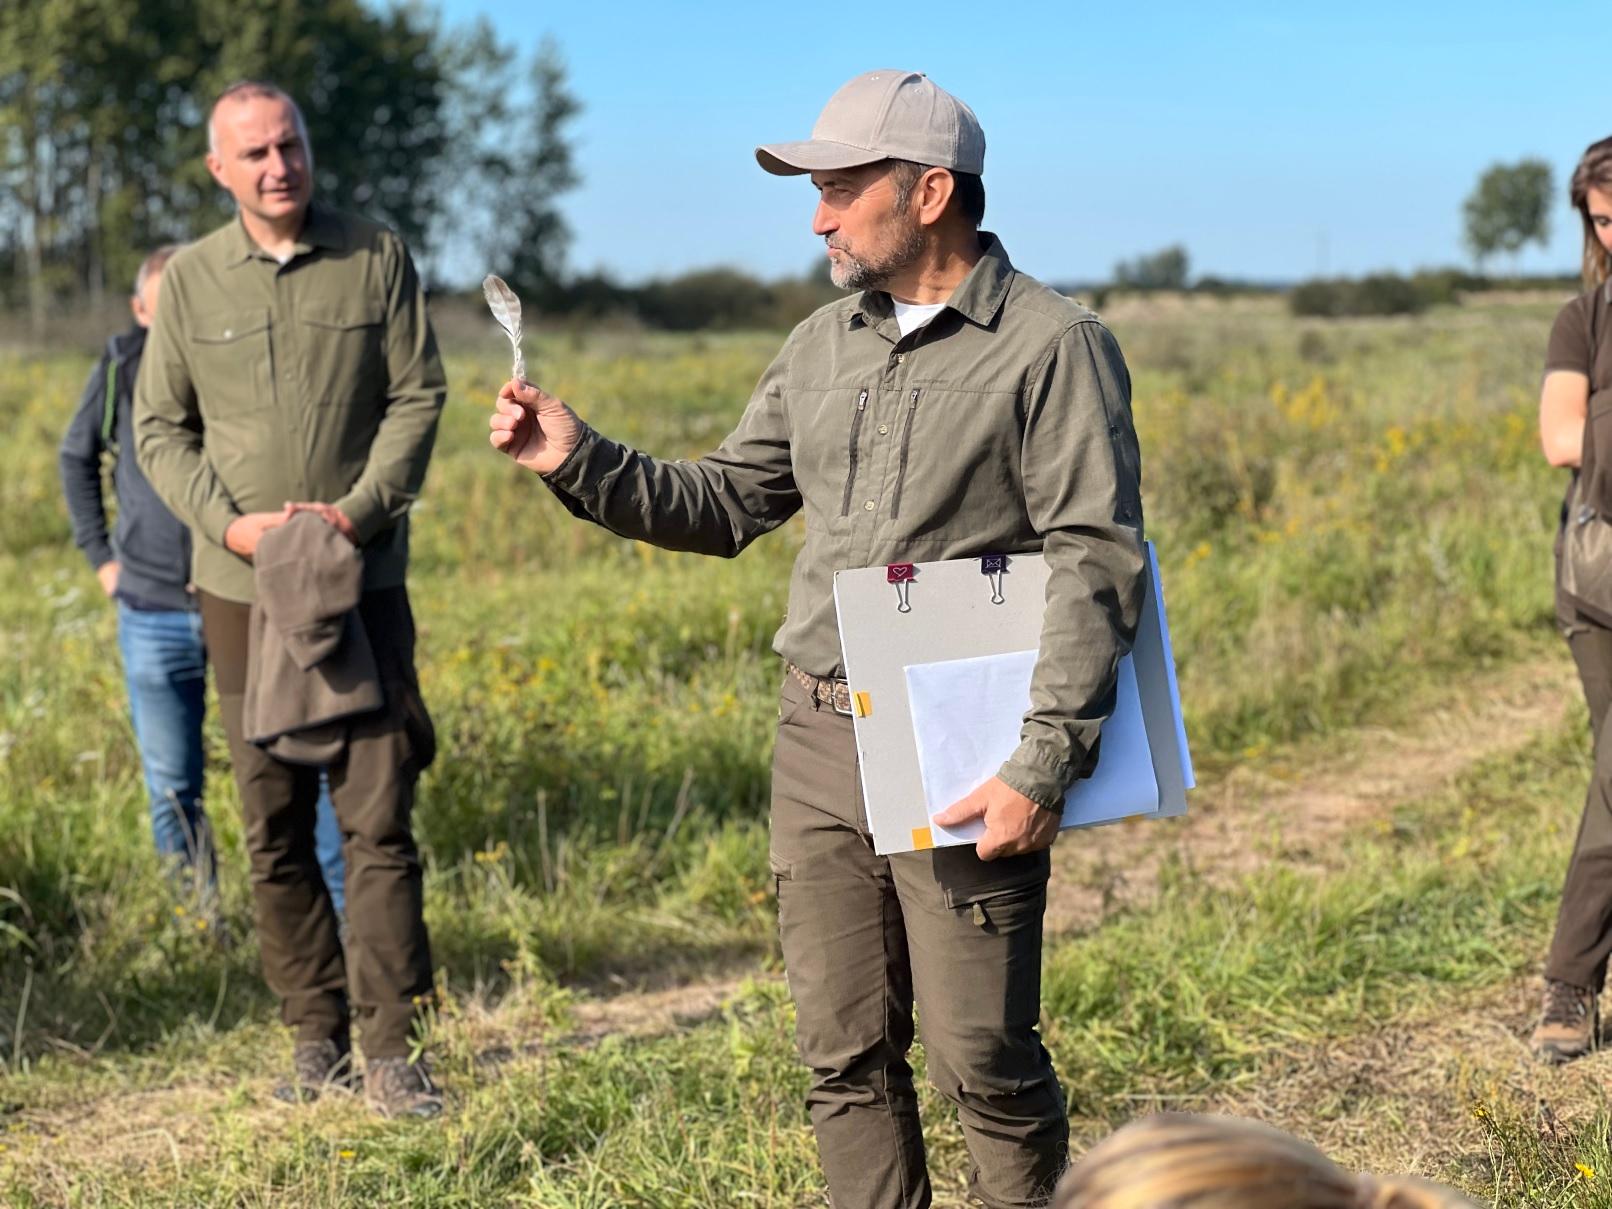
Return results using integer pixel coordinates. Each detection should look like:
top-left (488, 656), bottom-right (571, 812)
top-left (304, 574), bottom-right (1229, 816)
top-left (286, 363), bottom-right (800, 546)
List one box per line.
top-left (273, 1038), bottom-right (357, 1104)
top-left (1530, 978), bottom-right (1599, 1064)
top-left (365, 1056), bottom-right (443, 1120)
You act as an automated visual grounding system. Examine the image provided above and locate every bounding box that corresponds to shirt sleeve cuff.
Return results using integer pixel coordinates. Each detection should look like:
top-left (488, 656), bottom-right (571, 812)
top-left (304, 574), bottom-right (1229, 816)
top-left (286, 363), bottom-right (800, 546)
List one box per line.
top-left (539, 421), bottom-right (604, 498)
top-left (330, 490), bottom-right (389, 545)
top-left (997, 739), bottom-right (1083, 813)
top-left (199, 500), bottom-right (243, 549)
top-left (84, 539), bottom-right (115, 570)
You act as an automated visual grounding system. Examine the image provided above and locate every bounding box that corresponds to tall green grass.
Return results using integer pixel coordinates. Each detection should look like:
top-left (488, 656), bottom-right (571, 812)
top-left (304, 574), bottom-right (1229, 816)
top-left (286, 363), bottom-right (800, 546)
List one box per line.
top-left (0, 297), bottom-right (1585, 1203)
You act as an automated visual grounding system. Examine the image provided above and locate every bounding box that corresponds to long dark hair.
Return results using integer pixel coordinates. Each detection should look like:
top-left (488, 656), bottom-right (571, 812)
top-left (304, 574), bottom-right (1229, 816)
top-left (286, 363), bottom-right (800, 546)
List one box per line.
top-left (1570, 136), bottom-right (1612, 289)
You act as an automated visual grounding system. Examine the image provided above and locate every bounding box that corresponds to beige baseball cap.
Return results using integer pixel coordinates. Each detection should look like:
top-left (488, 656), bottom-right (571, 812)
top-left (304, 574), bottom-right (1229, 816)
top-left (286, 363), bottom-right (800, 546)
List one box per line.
top-left (756, 69), bottom-right (985, 177)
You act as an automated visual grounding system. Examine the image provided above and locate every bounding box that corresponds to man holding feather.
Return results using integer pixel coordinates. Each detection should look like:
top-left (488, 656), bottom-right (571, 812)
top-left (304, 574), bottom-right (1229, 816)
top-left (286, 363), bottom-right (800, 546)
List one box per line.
top-left (488, 69), bottom-right (1144, 1208)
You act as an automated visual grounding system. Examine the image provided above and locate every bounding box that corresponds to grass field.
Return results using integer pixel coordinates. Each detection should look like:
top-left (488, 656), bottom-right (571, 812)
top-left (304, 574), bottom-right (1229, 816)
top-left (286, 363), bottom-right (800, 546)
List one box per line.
top-left (1, 293), bottom-right (1604, 1206)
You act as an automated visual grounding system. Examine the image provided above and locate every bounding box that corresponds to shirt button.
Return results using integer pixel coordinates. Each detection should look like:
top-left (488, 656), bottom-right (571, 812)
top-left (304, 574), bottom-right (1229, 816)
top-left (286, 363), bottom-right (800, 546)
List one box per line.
top-left (223, 329), bottom-right (233, 338)
top-left (896, 353), bottom-right (905, 363)
top-left (877, 424), bottom-right (889, 436)
top-left (862, 500), bottom-right (876, 512)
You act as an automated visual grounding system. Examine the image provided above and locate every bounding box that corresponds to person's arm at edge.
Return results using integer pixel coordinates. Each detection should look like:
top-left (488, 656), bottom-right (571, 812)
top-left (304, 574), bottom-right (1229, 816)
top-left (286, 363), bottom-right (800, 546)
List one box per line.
top-left (59, 350), bottom-right (116, 574)
top-left (1541, 371), bottom-right (1589, 469)
top-left (1542, 298), bottom-right (1593, 470)
top-left (329, 234), bottom-right (447, 543)
top-left (132, 263), bottom-right (242, 545)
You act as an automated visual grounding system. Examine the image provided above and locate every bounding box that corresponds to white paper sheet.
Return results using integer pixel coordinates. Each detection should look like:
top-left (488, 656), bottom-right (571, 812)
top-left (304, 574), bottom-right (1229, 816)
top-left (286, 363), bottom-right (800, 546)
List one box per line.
top-left (906, 649), bottom-right (1161, 845)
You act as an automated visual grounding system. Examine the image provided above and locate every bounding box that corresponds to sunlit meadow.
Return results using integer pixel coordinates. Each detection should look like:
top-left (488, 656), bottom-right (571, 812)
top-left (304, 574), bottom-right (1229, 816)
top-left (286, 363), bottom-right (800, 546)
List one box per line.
top-left (4, 296), bottom-right (1604, 1205)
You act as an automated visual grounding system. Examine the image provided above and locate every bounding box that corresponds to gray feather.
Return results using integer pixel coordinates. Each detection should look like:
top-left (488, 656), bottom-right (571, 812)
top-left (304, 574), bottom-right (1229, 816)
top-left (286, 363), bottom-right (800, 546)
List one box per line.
top-left (482, 274), bottom-right (528, 382)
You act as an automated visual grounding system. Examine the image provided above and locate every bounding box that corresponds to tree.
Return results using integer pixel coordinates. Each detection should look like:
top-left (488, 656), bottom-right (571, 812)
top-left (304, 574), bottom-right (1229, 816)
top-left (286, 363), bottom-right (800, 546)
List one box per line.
top-left (481, 36), bottom-right (582, 310)
top-left (1463, 159), bottom-right (1553, 270)
top-left (1112, 244), bottom-right (1190, 290)
top-left (0, 1), bottom-right (561, 319)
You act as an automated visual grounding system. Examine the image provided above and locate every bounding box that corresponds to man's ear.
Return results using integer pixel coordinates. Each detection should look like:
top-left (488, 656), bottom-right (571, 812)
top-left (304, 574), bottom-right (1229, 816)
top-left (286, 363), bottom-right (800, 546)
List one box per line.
top-left (129, 294), bottom-right (145, 326)
top-left (205, 150), bottom-right (228, 192)
top-left (915, 168), bottom-right (956, 227)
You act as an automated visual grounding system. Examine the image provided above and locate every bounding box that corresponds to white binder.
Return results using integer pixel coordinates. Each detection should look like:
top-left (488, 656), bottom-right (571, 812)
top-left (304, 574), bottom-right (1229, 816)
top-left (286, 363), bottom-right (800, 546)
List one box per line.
top-left (833, 542), bottom-right (1192, 855)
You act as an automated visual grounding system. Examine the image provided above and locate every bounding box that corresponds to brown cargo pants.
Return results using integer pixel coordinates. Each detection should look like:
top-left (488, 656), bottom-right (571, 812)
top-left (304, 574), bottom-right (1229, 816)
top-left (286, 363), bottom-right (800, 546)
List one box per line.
top-left (769, 673), bottom-right (1067, 1209)
top-left (1547, 620), bottom-right (1612, 990)
top-left (200, 586), bottom-right (436, 1058)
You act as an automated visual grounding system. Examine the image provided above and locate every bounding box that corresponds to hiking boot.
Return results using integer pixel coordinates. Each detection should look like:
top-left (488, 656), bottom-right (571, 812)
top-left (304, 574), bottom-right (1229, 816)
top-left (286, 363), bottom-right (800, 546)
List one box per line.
top-left (1530, 978), bottom-right (1599, 1064)
top-left (365, 1056), bottom-right (442, 1120)
top-left (273, 1038), bottom-right (357, 1104)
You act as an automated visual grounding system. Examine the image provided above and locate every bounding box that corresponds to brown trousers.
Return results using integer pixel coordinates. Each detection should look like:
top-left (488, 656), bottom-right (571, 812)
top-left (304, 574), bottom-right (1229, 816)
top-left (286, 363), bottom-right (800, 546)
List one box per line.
top-left (1547, 621), bottom-right (1612, 990)
top-left (769, 674), bottom-right (1067, 1209)
top-left (201, 586), bottom-right (435, 1058)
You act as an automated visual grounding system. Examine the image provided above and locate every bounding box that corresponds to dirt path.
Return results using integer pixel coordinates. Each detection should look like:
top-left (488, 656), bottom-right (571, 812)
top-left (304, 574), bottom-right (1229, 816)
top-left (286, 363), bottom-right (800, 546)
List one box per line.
top-left (1044, 655), bottom-right (1580, 936)
top-left (7, 654), bottom-right (1583, 1194)
top-left (1189, 974), bottom-right (1606, 1196)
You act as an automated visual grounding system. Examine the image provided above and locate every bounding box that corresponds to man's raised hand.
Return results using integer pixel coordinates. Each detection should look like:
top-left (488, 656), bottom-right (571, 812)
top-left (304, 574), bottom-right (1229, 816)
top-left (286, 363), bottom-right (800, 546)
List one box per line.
top-left (488, 380), bottom-right (581, 476)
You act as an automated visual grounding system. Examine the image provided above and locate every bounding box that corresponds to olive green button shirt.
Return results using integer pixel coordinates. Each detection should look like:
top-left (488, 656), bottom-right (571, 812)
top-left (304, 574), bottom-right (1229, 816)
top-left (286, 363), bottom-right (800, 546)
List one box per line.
top-left (543, 235), bottom-right (1145, 809)
top-left (134, 203), bottom-right (447, 603)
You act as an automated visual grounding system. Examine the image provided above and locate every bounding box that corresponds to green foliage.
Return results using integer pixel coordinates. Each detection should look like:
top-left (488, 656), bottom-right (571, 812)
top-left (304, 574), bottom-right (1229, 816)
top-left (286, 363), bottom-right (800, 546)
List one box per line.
top-left (1113, 244), bottom-right (1191, 290)
top-left (1288, 272), bottom-right (1430, 317)
top-left (483, 36), bottom-right (583, 309)
top-left (1464, 158), bottom-right (1555, 268)
top-left (0, 301), bottom-right (1584, 1201)
top-left (0, 1), bottom-right (580, 319)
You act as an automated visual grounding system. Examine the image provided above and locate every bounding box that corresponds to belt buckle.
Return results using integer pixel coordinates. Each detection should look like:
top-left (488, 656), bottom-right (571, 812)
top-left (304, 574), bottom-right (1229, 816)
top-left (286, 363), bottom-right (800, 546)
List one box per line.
top-left (828, 678), bottom-right (854, 717)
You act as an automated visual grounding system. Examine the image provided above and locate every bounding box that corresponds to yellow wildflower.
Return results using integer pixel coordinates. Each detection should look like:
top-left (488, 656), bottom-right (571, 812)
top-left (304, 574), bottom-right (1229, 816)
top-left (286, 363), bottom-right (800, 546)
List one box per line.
top-left (1578, 1163), bottom-right (1596, 1181)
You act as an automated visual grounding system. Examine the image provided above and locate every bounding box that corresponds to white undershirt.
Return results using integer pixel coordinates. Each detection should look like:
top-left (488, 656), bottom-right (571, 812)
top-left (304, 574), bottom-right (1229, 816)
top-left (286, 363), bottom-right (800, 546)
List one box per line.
top-left (892, 299), bottom-right (946, 337)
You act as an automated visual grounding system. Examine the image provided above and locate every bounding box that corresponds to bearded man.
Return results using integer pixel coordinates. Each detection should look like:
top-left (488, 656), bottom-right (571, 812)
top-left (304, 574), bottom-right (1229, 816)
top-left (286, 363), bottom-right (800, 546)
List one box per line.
top-left (488, 69), bottom-right (1145, 1207)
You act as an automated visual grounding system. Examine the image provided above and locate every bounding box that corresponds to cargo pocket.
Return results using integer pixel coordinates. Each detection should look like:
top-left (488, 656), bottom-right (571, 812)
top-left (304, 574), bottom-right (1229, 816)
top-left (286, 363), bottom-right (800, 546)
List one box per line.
top-left (768, 852), bottom-right (794, 894)
top-left (937, 847), bottom-right (1050, 935)
top-left (945, 876), bottom-right (1047, 935)
top-left (776, 671), bottom-right (815, 729)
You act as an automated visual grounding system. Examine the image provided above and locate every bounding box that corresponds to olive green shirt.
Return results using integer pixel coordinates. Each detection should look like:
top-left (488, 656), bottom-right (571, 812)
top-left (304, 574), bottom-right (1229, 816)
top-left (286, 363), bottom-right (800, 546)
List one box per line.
top-left (133, 203), bottom-right (447, 603)
top-left (544, 235), bottom-right (1145, 809)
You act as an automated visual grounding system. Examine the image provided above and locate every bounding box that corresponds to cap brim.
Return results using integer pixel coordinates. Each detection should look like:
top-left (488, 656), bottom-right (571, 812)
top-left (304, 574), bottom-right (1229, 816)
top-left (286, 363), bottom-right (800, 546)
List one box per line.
top-left (755, 139), bottom-right (885, 176)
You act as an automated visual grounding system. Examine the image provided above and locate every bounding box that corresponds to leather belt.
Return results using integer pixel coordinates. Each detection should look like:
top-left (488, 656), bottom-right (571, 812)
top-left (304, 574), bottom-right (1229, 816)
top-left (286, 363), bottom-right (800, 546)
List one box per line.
top-left (786, 663), bottom-right (854, 717)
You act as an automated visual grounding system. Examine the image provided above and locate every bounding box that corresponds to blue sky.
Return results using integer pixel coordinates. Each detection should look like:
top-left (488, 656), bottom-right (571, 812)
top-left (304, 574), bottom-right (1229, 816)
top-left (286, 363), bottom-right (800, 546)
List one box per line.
top-left (439, 0), bottom-right (1603, 284)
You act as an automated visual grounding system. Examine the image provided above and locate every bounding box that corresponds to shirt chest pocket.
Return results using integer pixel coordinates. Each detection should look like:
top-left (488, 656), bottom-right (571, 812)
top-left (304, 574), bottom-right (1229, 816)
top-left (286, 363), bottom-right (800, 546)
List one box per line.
top-left (787, 386), bottom-right (869, 525)
top-left (297, 303), bottom-right (386, 406)
top-left (191, 310), bottom-right (274, 415)
top-left (882, 386), bottom-right (1022, 538)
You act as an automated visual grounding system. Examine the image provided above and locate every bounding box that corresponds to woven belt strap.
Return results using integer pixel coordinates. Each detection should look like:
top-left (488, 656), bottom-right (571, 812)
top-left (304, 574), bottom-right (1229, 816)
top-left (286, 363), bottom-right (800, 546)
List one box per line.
top-left (787, 663), bottom-right (853, 714)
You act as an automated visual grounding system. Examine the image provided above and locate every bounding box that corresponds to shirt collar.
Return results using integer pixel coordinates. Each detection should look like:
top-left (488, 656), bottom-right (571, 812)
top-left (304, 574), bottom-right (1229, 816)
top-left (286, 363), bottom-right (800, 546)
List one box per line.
top-left (849, 231), bottom-right (1015, 331)
top-left (224, 201), bottom-right (344, 268)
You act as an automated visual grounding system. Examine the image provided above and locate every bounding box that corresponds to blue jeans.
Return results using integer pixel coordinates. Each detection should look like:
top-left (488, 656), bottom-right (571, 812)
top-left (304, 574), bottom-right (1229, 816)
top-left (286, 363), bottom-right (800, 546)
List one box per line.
top-left (314, 772), bottom-right (346, 919)
top-left (116, 601), bottom-right (345, 916)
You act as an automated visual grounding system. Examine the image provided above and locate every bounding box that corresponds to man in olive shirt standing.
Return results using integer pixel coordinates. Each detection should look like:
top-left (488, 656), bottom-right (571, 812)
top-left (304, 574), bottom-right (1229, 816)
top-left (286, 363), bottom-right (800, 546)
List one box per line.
top-left (135, 81), bottom-right (446, 1118)
top-left (489, 70), bottom-right (1144, 1207)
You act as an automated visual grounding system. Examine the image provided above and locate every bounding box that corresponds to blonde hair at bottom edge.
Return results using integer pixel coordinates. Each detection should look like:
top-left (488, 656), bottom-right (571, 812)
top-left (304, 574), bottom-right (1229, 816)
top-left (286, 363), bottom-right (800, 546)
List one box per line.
top-left (1053, 1113), bottom-right (1480, 1209)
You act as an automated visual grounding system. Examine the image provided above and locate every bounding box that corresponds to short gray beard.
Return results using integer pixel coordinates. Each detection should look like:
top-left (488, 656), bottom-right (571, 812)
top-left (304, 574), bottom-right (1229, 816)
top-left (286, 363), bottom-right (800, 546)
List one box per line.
top-left (829, 218), bottom-right (926, 291)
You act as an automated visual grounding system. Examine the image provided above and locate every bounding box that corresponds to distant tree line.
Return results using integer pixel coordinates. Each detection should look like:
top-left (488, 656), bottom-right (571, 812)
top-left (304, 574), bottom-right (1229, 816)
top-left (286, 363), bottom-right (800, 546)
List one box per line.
top-left (0, 0), bottom-right (579, 333)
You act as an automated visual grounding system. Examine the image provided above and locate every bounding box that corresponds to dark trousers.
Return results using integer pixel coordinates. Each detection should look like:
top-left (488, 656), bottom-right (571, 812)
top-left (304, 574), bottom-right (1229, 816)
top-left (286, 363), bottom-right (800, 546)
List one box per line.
top-left (200, 586), bottom-right (435, 1058)
top-left (1547, 621), bottom-right (1612, 990)
top-left (769, 674), bottom-right (1067, 1209)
